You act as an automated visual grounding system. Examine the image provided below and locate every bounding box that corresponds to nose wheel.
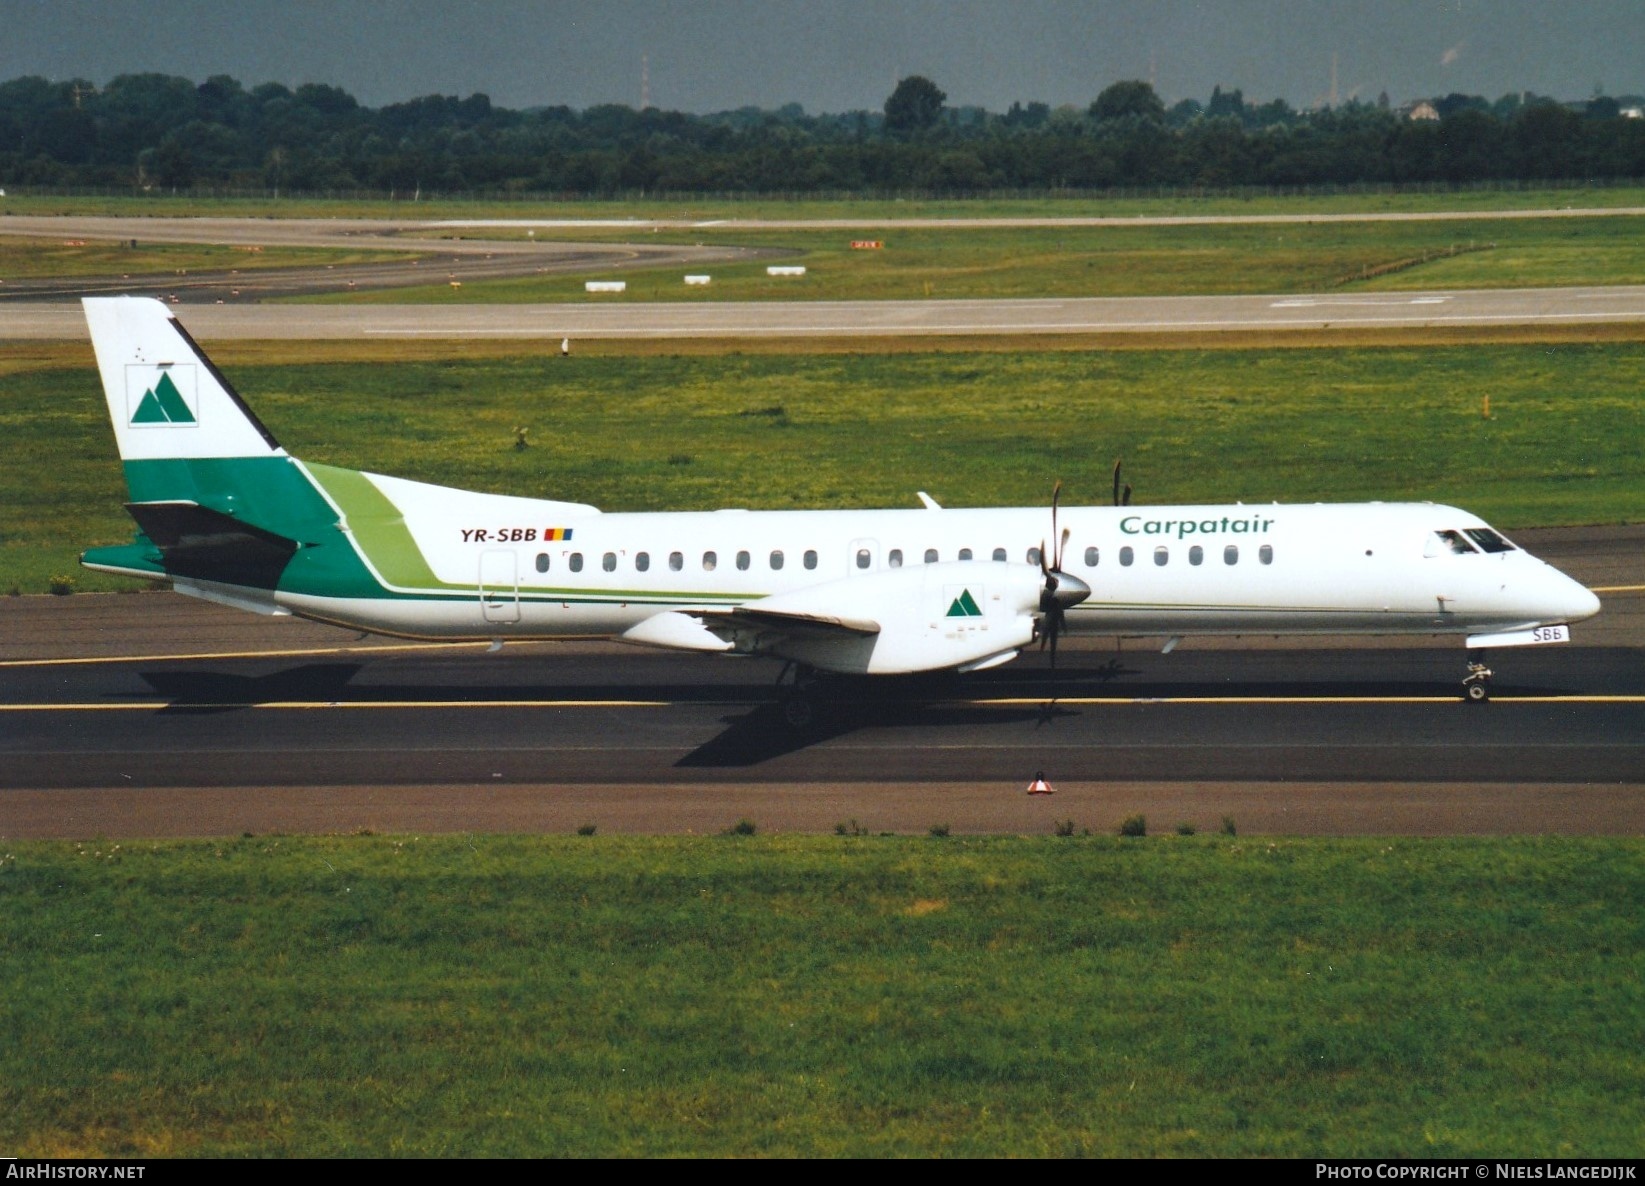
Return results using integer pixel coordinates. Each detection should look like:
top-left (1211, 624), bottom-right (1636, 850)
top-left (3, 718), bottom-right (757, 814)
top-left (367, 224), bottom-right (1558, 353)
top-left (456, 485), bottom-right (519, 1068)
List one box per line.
top-left (1462, 657), bottom-right (1493, 703)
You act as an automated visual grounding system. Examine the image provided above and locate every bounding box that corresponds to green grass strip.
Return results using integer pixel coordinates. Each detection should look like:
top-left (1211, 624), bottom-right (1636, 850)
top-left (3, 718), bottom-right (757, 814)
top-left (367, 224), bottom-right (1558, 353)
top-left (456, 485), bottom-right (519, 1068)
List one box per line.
top-left (0, 833), bottom-right (1640, 1157)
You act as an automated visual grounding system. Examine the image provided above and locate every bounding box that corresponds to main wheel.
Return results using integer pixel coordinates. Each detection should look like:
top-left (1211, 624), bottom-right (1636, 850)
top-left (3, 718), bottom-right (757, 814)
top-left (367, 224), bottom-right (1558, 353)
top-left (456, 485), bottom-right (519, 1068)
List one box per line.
top-left (782, 695), bottom-right (816, 730)
top-left (1465, 681), bottom-right (1489, 703)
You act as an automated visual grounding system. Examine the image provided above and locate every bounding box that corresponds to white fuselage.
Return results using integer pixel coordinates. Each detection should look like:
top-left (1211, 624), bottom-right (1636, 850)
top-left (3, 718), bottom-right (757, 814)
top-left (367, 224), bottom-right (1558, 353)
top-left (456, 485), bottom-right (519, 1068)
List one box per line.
top-left (268, 475), bottom-right (1600, 646)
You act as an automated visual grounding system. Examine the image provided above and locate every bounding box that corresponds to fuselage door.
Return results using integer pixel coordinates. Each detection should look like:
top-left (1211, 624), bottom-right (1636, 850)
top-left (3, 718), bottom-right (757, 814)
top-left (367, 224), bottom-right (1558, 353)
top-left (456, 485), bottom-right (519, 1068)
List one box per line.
top-left (848, 538), bottom-right (879, 576)
top-left (480, 549), bottom-right (520, 623)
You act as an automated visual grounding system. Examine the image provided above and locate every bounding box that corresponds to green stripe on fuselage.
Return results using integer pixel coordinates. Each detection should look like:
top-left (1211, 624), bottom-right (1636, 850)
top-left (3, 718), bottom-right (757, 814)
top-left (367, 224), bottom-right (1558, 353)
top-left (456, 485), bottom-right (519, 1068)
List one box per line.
top-left (303, 463), bottom-right (463, 593)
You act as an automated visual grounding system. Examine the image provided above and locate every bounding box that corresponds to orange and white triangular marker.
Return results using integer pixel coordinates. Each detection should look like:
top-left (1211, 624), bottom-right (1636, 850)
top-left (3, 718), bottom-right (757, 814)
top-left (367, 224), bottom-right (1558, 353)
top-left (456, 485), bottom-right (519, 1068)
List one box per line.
top-left (1026, 774), bottom-right (1054, 795)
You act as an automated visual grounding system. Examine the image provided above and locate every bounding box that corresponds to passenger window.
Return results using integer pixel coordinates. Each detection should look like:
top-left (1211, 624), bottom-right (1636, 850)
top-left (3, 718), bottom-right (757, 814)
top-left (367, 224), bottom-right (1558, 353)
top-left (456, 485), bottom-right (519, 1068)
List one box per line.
top-left (1084, 546), bottom-right (1098, 567)
top-left (856, 549), bottom-right (871, 570)
top-left (702, 551), bottom-right (717, 571)
top-left (535, 553), bottom-right (550, 573)
top-left (1224, 545), bottom-right (1238, 565)
top-left (1259, 544), bottom-right (1273, 565)
top-left (569, 552), bottom-right (584, 572)
top-left (1026, 547), bottom-right (1041, 565)
top-left (924, 548), bottom-right (939, 564)
top-left (635, 552), bottom-right (650, 572)
top-left (1188, 545), bottom-right (1203, 566)
top-left (992, 547), bottom-right (1007, 562)
top-left (1119, 546), bottom-right (1134, 567)
top-left (770, 550), bottom-right (784, 570)
top-left (1464, 528), bottom-right (1515, 553)
top-left (602, 552), bottom-right (617, 572)
top-left (669, 551), bottom-right (683, 571)
top-left (888, 548), bottom-right (903, 568)
top-left (1436, 530), bottom-right (1477, 555)
top-left (736, 550), bottom-right (751, 571)
top-left (1154, 546), bottom-right (1169, 566)
top-left (804, 549), bottom-right (818, 570)
top-left (958, 548), bottom-right (972, 561)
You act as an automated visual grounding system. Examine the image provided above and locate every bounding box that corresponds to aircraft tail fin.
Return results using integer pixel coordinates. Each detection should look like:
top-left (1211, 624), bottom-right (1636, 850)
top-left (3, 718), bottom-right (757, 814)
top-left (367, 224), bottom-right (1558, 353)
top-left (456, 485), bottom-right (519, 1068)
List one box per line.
top-left (81, 298), bottom-right (352, 597)
top-left (83, 296), bottom-right (284, 464)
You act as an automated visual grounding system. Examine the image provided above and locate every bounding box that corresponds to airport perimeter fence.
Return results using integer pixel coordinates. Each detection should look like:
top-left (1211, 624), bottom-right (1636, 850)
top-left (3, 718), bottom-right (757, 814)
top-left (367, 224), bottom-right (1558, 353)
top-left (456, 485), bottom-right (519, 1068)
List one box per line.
top-left (6, 177), bottom-right (1645, 206)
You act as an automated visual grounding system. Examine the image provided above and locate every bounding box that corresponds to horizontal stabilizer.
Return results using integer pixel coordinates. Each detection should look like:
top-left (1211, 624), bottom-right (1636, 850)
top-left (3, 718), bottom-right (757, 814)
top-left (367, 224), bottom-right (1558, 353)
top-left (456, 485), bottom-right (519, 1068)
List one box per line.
top-left (124, 500), bottom-right (298, 590)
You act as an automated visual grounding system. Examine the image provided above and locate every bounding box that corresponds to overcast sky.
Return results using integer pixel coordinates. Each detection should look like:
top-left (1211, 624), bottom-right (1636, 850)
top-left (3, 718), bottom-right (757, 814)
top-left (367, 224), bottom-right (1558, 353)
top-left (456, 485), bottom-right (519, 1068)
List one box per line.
top-left (2, 1), bottom-right (1640, 114)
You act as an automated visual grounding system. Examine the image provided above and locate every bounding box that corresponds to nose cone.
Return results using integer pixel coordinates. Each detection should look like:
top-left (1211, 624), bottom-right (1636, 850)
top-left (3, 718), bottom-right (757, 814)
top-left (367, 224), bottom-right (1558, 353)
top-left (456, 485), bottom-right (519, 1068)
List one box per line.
top-left (1560, 578), bottom-right (1603, 623)
top-left (1531, 566), bottom-right (1601, 623)
top-left (1050, 571), bottom-right (1091, 609)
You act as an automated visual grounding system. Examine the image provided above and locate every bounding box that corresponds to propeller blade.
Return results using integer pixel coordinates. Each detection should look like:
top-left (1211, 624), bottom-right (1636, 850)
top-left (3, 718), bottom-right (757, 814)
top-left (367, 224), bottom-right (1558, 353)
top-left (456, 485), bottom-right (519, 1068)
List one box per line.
top-left (1122, 483), bottom-right (1133, 507)
top-left (1058, 525), bottom-right (1071, 572)
top-left (1038, 538), bottom-right (1049, 577)
top-left (1112, 460), bottom-right (1123, 508)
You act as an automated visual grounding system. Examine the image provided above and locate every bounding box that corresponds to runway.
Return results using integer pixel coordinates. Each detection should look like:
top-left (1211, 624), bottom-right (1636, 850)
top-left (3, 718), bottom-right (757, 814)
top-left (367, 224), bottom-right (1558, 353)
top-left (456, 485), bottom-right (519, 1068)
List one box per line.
top-left (7, 285), bottom-right (1645, 340)
top-left (3, 526), bottom-right (1641, 838)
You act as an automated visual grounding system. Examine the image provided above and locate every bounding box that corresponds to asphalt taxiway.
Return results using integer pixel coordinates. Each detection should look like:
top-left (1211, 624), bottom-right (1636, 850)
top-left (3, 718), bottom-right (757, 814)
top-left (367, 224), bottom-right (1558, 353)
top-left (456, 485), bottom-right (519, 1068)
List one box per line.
top-left (3, 526), bottom-right (1640, 838)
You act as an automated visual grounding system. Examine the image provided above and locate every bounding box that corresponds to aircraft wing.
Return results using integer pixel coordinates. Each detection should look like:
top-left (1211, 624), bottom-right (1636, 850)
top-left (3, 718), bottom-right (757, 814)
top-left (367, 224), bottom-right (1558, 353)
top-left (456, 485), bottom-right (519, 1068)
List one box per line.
top-left (698, 606), bottom-right (880, 639)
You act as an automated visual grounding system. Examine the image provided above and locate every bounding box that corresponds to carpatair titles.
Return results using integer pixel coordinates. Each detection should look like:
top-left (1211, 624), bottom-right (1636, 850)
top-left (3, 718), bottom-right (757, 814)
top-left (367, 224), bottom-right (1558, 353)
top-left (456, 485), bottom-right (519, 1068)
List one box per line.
top-left (1120, 514), bottom-right (1275, 539)
top-left (130, 371), bottom-right (196, 425)
top-left (946, 589), bottom-right (982, 618)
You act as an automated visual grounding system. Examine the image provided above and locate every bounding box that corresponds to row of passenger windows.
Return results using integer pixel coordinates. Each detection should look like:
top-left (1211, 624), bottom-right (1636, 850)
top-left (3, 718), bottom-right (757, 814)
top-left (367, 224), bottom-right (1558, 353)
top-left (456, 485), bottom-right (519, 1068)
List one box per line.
top-left (533, 543), bottom-right (1275, 574)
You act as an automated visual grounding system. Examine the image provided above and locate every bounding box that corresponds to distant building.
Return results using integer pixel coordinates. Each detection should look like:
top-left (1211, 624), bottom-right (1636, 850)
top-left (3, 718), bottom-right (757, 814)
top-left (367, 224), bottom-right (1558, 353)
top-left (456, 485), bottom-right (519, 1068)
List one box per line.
top-left (1622, 106), bottom-right (1644, 119)
top-left (1401, 101), bottom-right (1440, 121)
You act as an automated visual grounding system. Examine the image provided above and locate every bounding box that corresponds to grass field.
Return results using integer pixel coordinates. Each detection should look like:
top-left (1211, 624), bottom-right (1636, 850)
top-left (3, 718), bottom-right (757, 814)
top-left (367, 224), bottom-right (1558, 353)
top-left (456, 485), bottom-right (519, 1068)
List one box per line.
top-left (0, 235), bottom-right (404, 281)
top-left (311, 215), bottom-right (1645, 303)
top-left (1, 832), bottom-right (1640, 1157)
top-left (7, 184), bottom-right (1645, 221)
top-left (5, 338), bottom-right (1642, 594)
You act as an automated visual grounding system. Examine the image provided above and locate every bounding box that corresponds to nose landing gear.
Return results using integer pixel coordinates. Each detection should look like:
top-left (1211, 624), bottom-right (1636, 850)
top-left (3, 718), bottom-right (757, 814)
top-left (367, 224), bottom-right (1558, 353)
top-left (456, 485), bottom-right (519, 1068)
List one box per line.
top-left (1462, 654), bottom-right (1493, 702)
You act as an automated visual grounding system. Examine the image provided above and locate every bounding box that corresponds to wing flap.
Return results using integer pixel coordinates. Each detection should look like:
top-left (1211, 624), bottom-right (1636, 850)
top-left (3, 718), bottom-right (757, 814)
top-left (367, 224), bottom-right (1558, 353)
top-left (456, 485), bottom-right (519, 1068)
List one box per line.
top-left (699, 606), bottom-right (881, 640)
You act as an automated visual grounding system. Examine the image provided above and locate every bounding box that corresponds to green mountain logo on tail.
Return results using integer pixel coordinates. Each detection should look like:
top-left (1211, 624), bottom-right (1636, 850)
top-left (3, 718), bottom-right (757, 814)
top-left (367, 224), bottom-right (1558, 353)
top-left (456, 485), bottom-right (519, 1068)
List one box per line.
top-left (130, 371), bottom-right (196, 425)
top-left (946, 589), bottom-right (982, 618)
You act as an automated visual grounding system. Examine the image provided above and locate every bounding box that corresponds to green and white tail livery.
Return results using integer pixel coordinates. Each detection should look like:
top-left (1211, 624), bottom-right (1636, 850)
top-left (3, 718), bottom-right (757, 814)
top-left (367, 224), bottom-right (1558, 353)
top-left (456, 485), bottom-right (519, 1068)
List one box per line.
top-left (82, 297), bottom-right (1599, 682)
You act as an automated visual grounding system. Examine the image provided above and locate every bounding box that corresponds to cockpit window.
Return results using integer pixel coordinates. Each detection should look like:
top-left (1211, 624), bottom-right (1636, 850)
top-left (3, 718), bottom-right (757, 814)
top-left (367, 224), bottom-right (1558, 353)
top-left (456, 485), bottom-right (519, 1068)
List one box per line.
top-left (1435, 530), bottom-right (1478, 555)
top-left (1464, 527), bottom-right (1516, 554)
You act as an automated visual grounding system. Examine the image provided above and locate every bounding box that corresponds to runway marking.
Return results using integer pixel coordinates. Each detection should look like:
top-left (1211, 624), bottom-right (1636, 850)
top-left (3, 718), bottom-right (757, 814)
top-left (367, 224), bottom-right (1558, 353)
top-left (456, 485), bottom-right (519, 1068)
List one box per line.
top-left (1591, 584), bottom-right (1645, 593)
top-left (0, 640), bottom-right (561, 668)
top-left (3, 694), bottom-right (1642, 712)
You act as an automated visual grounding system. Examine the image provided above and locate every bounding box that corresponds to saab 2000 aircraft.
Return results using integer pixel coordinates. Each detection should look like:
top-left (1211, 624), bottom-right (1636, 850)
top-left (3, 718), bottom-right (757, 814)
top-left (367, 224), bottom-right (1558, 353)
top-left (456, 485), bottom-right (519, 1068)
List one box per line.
top-left (81, 297), bottom-right (1599, 715)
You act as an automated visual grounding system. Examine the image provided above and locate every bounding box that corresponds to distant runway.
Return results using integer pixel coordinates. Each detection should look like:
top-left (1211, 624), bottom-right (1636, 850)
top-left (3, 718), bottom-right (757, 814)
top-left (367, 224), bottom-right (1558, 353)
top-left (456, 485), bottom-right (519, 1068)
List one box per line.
top-left (7, 285), bottom-right (1645, 340)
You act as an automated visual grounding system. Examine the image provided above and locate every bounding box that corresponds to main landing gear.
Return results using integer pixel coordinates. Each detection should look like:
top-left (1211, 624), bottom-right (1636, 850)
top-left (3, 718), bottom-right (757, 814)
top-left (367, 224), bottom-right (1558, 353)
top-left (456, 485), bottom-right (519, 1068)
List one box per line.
top-left (1462, 653), bottom-right (1493, 703)
top-left (777, 662), bottom-right (823, 730)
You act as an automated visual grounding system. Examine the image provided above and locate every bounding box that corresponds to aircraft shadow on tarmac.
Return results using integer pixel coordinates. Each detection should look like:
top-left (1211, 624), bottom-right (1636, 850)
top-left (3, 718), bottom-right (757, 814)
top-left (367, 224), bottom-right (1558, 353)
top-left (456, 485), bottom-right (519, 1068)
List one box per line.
top-left (136, 664), bottom-right (367, 713)
top-left (675, 698), bottom-right (1086, 768)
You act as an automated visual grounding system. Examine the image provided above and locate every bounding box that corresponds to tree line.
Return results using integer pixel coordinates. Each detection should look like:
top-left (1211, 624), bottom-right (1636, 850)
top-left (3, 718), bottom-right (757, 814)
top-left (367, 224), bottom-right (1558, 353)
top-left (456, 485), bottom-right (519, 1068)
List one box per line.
top-left (2, 71), bottom-right (1643, 196)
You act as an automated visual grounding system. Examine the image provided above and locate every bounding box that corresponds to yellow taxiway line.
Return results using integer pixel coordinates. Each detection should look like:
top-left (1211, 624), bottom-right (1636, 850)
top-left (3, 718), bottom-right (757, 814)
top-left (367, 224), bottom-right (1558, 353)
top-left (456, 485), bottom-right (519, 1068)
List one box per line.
top-left (0, 640), bottom-right (556, 669)
top-left (1, 695), bottom-right (1642, 712)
